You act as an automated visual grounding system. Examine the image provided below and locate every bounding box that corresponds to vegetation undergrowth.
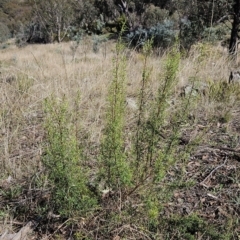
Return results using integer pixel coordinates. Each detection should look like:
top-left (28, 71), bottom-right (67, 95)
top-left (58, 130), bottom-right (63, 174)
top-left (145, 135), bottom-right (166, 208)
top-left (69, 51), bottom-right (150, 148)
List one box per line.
top-left (90, 37), bottom-right (207, 238)
top-left (99, 28), bottom-right (131, 190)
top-left (43, 95), bottom-right (97, 217)
top-left (0, 38), bottom-right (240, 239)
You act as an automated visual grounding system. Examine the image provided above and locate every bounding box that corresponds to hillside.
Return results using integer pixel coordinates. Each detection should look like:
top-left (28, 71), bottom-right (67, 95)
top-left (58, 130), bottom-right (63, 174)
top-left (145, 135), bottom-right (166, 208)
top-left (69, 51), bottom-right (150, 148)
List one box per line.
top-left (0, 39), bottom-right (240, 239)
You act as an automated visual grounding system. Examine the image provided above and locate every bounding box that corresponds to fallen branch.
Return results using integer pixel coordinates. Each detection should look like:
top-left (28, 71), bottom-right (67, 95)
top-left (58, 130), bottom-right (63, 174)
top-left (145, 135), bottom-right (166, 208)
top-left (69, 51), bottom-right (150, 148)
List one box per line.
top-left (42, 218), bottom-right (77, 240)
top-left (200, 157), bottom-right (228, 187)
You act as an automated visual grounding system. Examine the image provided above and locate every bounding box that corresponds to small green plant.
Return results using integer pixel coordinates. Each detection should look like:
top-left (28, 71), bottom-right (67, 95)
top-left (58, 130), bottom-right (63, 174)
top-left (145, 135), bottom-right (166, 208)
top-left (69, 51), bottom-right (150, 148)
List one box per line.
top-left (209, 81), bottom-right (229, 102)
top-left (133, 38), bottom-right (153, 182)
top-left (207, 80), bottom-right (239, 128)
top-left (155, 46), bottom-right (181, 169)
top-left (146, 196), bottom-right (159, 226)
top-left (16, 74), bottom-right (34, 95)
top-left (0, 209), bottom-right (8, 220)
top-left (128, 40), bottom-right (202, 234)
top-left (2, 185), bottom-right (22, 200)
top-left (164, 214), bottom-right (206, 240)
top-left (43, 95), bottom-right (97, 217)
top-left (141, 41), bottom-right (181, 183)
top-left (162, 214), bottom-right (237, 240)
top-left (99, 26), bottom-right (132, 190)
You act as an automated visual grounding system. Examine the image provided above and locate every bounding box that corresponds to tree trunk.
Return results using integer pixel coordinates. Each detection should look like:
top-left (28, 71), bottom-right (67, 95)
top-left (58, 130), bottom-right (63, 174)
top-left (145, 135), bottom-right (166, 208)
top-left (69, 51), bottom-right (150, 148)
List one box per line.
top-left (229, 0), bottom-right (240, 54)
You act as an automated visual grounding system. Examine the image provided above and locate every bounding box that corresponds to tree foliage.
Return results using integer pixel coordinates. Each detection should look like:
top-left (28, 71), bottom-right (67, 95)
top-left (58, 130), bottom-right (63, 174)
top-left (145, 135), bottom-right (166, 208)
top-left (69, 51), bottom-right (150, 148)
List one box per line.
top-left (0, 0), bottom-right (33, 36)
top-left (30, 0), bottom-right (75, 43)
top-left (0, 0), bottom-right (239, 53)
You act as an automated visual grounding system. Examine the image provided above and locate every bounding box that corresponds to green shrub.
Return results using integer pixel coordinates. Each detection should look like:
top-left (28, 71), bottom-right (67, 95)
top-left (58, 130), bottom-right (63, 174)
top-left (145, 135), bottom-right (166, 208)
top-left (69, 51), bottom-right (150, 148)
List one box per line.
top-left (99, 29), bottom-right (132, 189)
top-left (126, 20), bottom-right (176, 50)
top-left (43, 96), bottom-right (97, 217)
top-left (179, 16), bottom-right (204, 52)
top-left (0, 22), bottom-right (10, 43)
top-left (144, 4), bottom-right (169, 28)
top-left (132, 41), bottom-right (181, 184)
top-left (202, 23), bottom-right (229, 43)
top-left (97, 39), bottom-right (202, 237)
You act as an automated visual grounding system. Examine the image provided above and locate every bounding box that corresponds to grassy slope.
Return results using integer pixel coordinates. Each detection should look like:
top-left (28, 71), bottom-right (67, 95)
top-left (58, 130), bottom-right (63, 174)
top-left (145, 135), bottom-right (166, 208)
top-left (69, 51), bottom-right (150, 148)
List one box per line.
top-left (0, 39), bottom-right (240, 239)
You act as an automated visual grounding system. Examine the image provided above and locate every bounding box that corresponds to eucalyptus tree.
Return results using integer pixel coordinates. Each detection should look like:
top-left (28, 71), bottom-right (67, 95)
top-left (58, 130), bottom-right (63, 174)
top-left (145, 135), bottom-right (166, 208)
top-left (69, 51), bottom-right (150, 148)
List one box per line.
top-left (229, 0), bottom-right (240, 54)
top-left (31, 0), bottom-right (75, 42)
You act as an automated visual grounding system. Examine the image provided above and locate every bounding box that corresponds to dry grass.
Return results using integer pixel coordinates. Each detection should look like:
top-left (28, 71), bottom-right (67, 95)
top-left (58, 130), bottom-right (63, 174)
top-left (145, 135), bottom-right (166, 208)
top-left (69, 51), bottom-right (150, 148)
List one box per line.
top-left (0, 39), bottom-right (240, 239)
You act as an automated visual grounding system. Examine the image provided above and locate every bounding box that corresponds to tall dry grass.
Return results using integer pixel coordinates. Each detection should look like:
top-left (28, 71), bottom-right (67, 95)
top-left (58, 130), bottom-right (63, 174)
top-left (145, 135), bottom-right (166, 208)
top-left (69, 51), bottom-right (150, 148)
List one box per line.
top-left (0, 39), bottom-right (234, 191)
top-left (0, 39), bottom-right (238, 237)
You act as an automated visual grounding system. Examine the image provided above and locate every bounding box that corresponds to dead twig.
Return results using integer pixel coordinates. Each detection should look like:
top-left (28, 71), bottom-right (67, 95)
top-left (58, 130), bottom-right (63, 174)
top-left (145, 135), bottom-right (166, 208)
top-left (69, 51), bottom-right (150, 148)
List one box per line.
top-left (111, 224), bottom-right (153, 240)
top-left (200, 157), bottom-right (228, 187)
top-left (42, 218), bottom-right (77, 240)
